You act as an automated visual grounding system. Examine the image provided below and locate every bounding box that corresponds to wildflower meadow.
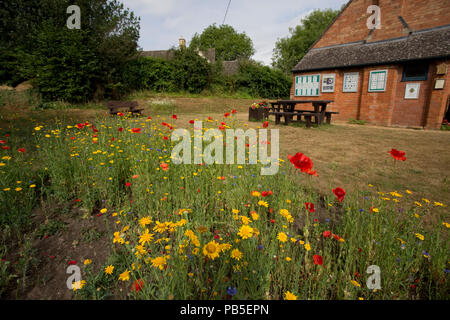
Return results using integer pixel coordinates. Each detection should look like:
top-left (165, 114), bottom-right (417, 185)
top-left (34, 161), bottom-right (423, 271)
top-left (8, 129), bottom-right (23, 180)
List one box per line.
top-left (0, 109), bottom-right (448, 300)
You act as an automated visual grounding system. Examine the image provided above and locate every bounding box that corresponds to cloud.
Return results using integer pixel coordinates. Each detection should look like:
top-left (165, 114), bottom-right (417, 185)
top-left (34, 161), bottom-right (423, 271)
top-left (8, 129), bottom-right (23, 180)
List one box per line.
top-left (121, 0), bottom-right (349, 65)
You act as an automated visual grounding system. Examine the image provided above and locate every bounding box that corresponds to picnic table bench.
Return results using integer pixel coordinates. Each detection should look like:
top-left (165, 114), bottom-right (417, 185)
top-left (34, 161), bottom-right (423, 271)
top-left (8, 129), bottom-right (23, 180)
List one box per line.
top-left (267, 100), bottom-right (337, 127)
top-left (107, 101), bottom-right (144, 116)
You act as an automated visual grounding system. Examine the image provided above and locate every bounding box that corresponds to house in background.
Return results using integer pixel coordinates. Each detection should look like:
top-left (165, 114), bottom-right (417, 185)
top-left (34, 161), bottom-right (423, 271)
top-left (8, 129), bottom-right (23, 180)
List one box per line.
top-left (141, 38), bottom-right (240, 76)
top-left (291, 0), bottom-right (450, 129)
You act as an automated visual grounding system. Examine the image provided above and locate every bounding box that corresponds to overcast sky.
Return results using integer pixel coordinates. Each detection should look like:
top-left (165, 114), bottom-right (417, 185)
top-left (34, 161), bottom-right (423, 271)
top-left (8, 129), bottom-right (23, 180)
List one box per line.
top-left (121, 0), bottom-right (348, 65)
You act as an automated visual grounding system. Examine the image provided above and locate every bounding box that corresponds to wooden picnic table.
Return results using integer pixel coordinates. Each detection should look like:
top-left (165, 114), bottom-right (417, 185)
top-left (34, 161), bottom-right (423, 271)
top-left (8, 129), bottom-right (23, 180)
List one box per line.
top-left (107, 100), bottom-right (144, 116)
top-left (268, 100), bottom-right (335, 127)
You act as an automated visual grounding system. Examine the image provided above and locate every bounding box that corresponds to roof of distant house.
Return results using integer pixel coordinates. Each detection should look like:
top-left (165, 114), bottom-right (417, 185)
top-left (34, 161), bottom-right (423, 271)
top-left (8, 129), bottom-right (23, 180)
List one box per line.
top-left (292, 24), bottom-right (450, 72)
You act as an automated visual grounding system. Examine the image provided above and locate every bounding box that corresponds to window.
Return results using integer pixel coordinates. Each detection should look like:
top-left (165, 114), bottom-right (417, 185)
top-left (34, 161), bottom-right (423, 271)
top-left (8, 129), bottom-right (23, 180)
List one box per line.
top-left (402, 62), bottom-right (428, 81)
top-left (368, 70), bottom-right (388, 92)
top-left (295, 74), bottom-right (320, 96)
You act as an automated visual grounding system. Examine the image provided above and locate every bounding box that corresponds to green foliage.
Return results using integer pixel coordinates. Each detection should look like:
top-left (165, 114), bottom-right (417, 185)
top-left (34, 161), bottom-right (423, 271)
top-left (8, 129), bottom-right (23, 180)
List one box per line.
top-left (235, 60), bottom-right (291, 99)
top-left (34, 23), bottom-right (99, 103)
top-left (348, 119), bottom-right (366, 125)
top-left (272, 9), bottom-right (340, 74)
top-left (171, 48), bottom-right (212, 93)
top-left (0, 0), bottom-right (140, 101)
top-left (190, 24), bottom-right (255, 61)
top-left (122, 57), bottom-right (175, 92)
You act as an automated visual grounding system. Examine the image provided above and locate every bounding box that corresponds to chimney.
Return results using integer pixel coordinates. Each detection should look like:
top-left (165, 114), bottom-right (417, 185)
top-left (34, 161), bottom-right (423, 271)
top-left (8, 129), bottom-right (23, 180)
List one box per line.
top-left (179, 37), bottom-right (186, 49)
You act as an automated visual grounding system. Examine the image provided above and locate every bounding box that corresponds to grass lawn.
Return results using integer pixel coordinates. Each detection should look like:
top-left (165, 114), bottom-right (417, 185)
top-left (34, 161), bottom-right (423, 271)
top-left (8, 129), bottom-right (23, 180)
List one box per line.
top-left (0, 91), bottom-right (448, 300)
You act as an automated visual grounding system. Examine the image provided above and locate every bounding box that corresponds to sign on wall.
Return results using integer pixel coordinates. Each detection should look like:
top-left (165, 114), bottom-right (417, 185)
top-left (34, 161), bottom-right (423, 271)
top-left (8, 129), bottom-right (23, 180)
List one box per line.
top-left (321, 74), bottom-right (336, 93)
top-left (343, 72), bottom-right (359, 92)
top-left (295, 74), bottom-right (320, 96)
top-left (404, 83), bottom-right (420, 99)
top-left (368, 70), bottom-right (388, 92)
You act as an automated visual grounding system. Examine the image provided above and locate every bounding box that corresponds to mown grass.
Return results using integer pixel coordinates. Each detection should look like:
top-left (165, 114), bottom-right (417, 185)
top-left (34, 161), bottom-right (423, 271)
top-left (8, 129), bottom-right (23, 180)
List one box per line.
top-left (0, 107), bottom-right (448, 300)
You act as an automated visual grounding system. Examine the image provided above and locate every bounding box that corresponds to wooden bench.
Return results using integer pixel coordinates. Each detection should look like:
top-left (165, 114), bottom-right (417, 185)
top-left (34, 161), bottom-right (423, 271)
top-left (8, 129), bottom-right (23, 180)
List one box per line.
top-left (107, 101), bottom-right (144, 116)
top-left (270, 111), bottom-right (321, 128)
top-left (325, 111), bottom-right (339, 124)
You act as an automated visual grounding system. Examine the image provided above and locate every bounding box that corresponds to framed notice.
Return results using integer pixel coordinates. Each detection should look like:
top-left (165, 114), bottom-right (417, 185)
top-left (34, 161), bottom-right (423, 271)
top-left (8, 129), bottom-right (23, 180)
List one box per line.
top-left (368, 70), bottom-right (388, 92)
top-left (321, 74), bottom-right (336, 93)
top-left (404, 83), bottom-right (420, 99)
top-left (434, 79), bottom-right (445, 90)
top-left (343, 72), bottom-right (359, 92)
top-left (295, 74), bottom-right (320, 97)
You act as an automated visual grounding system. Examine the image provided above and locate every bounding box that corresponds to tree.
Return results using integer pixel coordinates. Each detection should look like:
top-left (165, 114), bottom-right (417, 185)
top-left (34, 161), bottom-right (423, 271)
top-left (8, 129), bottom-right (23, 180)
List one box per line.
top-left (272, 9), bottom-right (340, 74)
top-left (189, 24), bottom-right (255, 61)
top-left (0, 0), bottom-right (140, 100)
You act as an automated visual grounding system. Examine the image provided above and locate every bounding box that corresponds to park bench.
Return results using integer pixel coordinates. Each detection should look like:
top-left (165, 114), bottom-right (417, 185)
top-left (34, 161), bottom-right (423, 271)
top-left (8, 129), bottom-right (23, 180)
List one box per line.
top-left (107, 100), bottom-right (144, 116)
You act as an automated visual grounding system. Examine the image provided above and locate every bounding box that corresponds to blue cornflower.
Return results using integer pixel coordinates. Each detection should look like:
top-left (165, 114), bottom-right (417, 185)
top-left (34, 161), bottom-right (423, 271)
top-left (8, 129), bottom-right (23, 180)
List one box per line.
top-left (444, 269), bottom-right (450, 274)
top-left (257, 245), bottom-right (264, 250)
top-left (227, 286), bottom-right (237, 296)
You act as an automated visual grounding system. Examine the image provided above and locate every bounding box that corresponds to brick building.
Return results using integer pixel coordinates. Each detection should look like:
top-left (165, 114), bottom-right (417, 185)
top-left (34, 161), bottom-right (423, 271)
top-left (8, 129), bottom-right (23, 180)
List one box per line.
top-left (291, 0), bottom-right (450, 129)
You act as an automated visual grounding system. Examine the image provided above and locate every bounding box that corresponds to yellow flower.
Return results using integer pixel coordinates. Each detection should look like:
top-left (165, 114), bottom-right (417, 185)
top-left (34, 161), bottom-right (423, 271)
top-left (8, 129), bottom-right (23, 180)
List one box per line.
top-left (104, 265), bottom-right (114, 275)
top-left (414, 202), bottom-right (422, 207)
top-left (139, 216), bottom-right (152, 228)
top-left (251, 191), bottom-right (261, 197)
top-left (350, 280), bottom-right (361, 287)
top-left (83, 259), bottom-right (92, 265)
top-left (406, 189), bottom-right (412, 194)
top-left (119, 270), bottom-right (130, 281)
top-left (113, 231), bottom-right (124, 244)
top-left (72, 280), bottom-right (86, 291)
top-left (15, 187), bottom-right (22, 192)
top-left (258, 200), bottom-right (269, 208)
top-left (240, 216), bottom-right (251, 225)
top-left (151, 256), bottom-right (168, 270)
top-left (434, 202), bottom-right (445, 207)
top-left (285, 257), bottom-right (292, 262)
top-left (100, 208), bottom-right (107, 214)
top-left (29, 184), bottom-right (36, 188)
top-left (251, 212), bottom-right (259, 221)
top-left (277, 232), bottom-right (288, 243)
top-left (237, 225), bottom-right (253, 240)
top-left (415, 233), bottom-right (424, 241)
top-left (304, 243), bottom-right (311, 251)
top-left (232, 209), bottom-right (240, 214)
top-left (284, 291), bottom-right (298, 300)
top-left (34, 126), bottom-right (41, 131)
top-left (203, 240), bottom-right (221, 260)
top-left (230, 248), bottom-right (243, 261)
top-left (442, 222), bottom-right (450, 228)
top-left (372, 208), bottom-right (379, 213)
top-left (139, 229), bottom-right (154, 246)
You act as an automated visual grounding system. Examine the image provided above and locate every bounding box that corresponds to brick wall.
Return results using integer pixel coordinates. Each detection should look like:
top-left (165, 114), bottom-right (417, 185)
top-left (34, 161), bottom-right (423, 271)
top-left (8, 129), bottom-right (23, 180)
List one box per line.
top-left (314, 0), bottom-right (450, 49)
top-left (291, 60), bottom-right (449, 129)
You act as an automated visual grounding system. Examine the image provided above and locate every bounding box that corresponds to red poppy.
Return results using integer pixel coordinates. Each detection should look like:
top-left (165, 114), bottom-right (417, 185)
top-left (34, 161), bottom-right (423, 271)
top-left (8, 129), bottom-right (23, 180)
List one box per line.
top-left (125, 182), bottom-right (131, 187)
top-left (263, 121), bottom-right (269, 128)
top-left (313, 255), bottom-right (323, 265)
top-left (131, 279), bottom-right (144, 292)
top-left (0, 140), bottom-right (5, 144)
top-left (332, 187), bottom-right (346, 202)
top-left (388, 149), bottom-right (406, 161)
top-left (1, 146), bottom-right (10, 150)
top-left (219, 125), bottom-right (225, 130)
top-left (17, 148), bottom-right (26, 153)
top-left (172, 115), bottom-right (177, 120)
top-left (160, 163), bottom-right (169, 171)
top-left (163, 136), bottom-right (168, 140)
top-left (118, 127), bottom-right (123, 132)
top-left (117, 112), bottom-right (124, 116)
top-left (208, 116), bottom-right (212, 120)
top-left (74, 199), bottom-right (81, 202)
top-left (224, 112), bottom-right (230, 117)
top-left (147, 116), bottom-right (152, 120)
top-left (333, 234), bottom-right (341, 241)
top-left (76, 123), bottom-right (85, 129)
top-left (261, 190), bottom-right (272, 197)
top-left (131, 128), bottom-right (141, 133)
top-left (189, 120), bottom-right (195, 124)
top-left (231, 109), bottom-right (237, 114)
top-left (305, 202), bottom-right (315, 213)
top-left (323, 230), bottom-right (332, 238)
top-left (288, 153), bottom-right (317, 176)
top-left (270, 219), bottom-right (275, 224)
top-left (68, 260), bottom-right (77, 265)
